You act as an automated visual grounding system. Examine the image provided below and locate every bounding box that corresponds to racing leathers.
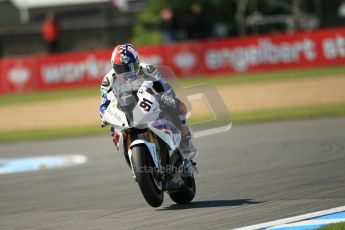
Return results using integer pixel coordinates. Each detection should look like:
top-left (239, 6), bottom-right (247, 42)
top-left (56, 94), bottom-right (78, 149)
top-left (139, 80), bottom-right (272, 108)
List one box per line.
top-left (99, 63), bottom-right (197, 161)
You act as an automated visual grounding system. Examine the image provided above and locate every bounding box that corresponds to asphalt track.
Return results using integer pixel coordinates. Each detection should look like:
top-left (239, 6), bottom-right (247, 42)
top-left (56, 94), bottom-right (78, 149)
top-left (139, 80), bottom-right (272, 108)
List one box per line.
top-left (1, 117), bottom-right (345, 230)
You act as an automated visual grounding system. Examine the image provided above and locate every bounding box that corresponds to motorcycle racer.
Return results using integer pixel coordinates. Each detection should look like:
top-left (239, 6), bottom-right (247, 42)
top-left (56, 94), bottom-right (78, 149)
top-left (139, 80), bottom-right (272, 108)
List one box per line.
top-left (99, 43), bottom-right (197, 176)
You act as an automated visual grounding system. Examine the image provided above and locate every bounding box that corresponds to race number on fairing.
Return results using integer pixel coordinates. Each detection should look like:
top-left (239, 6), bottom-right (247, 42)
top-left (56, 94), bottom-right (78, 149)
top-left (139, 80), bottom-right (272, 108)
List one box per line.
top-left (140, 98), bottom-right (153, 112)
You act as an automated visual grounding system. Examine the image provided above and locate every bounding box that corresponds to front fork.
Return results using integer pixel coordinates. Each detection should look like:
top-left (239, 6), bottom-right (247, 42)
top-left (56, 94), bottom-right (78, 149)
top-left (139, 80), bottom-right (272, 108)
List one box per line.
top-left (123, 131), bottom-right (134, 181)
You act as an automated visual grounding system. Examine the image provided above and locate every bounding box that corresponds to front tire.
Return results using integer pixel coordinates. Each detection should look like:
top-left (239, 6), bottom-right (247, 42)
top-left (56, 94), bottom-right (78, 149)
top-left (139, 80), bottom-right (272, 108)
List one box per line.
top-left (131, 145), bottom-right (164, 207)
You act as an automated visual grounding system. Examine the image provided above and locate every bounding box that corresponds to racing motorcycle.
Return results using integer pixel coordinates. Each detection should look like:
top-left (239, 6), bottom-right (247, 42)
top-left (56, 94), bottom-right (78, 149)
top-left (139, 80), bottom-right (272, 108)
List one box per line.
top-left (103, 68), bottom-right (196, 207)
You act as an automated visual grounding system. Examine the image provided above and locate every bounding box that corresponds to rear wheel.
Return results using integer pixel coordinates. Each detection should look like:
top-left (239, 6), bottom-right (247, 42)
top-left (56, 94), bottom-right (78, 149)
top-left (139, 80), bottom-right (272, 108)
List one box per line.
top-left (168, 151), bottom-right (196, 204)
top-left (131, 145), bottom-right (164, 207)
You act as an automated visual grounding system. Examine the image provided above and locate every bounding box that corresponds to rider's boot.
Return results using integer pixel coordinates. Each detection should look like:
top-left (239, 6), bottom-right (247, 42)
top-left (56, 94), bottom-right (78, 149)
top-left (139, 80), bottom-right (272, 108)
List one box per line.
top-left (110, 127), bottom-right (115, 143)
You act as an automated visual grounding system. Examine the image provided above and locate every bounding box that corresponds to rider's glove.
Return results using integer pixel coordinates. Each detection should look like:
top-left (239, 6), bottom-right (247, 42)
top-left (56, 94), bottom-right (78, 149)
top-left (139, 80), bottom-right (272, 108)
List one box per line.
top-left (160, 93), bottom-right (176, 109)
top-left (100, 117), bottom-right (108, 128)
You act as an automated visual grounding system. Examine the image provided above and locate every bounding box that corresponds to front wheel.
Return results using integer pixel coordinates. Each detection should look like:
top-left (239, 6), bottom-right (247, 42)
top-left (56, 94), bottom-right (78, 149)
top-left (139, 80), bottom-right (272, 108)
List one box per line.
top-left (131, 145), bottom-right (164, 207)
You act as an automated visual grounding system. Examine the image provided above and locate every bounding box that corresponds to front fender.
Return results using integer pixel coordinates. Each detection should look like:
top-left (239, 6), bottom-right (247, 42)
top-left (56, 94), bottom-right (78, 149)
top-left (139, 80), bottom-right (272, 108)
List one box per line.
top-left (130, 140), bottom-right (159, 168)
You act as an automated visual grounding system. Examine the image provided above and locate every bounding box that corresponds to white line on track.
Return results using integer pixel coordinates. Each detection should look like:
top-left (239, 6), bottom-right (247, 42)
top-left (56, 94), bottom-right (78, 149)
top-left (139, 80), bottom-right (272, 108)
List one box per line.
top-left (232, 205), bottom-right (345, 230)
top-left (268, 218), bottom-right (345, 229)
top-left (0, 155), bottom-right (88, 174)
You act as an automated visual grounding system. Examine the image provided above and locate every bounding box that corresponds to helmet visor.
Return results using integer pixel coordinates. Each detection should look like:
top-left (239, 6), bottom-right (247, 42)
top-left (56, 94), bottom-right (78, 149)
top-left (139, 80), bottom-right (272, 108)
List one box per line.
top-left (113, 61), bottom-right (139, 75)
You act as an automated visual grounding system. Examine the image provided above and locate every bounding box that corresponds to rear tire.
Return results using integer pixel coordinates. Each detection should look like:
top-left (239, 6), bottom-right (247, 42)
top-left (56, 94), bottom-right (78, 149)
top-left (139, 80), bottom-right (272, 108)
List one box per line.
top-left (168, 175), bottom-right (196, 204)
top-left (131, 145), bottom-right (164, 207)
top-left (167, 151), bottom-right (196, 204)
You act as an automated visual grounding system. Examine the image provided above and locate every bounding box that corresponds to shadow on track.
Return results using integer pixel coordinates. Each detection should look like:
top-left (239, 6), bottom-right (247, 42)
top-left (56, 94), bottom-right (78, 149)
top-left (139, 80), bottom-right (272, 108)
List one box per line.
top-left (157, 199), bottom-right (261, 211)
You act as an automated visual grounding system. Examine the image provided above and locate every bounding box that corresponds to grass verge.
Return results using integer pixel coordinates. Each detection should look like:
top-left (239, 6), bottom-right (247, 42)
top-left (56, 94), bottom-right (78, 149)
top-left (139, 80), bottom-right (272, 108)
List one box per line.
top-left (0, 126), bottom-right (105, 143)
top-left (1, 102), bottom-right (344, 143)
top-left (1, 65), bottom-right (344, 106)
top-left (232, 102), bottom-right (345, 124)
top-left (317, 222), bottom-right (345, 230)
top-left (0, 87), bottom-right (99, 106)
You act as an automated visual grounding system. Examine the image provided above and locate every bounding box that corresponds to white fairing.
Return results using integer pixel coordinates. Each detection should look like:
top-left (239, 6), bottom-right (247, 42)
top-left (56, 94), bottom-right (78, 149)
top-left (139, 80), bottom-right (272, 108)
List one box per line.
top-left (149, 119), bottom-right (181, 150)
top-left (133, 91), bottom-right (160, 127)
top-left (103, 101), bottom-right (129, 130)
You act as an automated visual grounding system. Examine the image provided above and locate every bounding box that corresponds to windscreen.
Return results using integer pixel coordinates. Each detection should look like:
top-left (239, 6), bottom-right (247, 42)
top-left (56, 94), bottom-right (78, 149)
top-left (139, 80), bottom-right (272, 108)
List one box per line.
top-left (112, 69), bottom-right (153, 114)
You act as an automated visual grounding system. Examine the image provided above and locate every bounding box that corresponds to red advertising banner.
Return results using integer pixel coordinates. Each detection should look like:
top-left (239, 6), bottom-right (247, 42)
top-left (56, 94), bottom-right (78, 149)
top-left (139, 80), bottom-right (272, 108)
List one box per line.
top-left (1, 27), bottom-right (345, 95)
top-left (137, 44), bottom-right (166, 66)
top-left (164, 41), bottom-right (203, 77)
top-left (35, 50), bottom-right (111, 91)
top-left (202, 29), bottom-right (335, 74)
top-left (201, 27), bottom-right (345, 75)
top-left (0, 57), bottom-right (36, 94)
